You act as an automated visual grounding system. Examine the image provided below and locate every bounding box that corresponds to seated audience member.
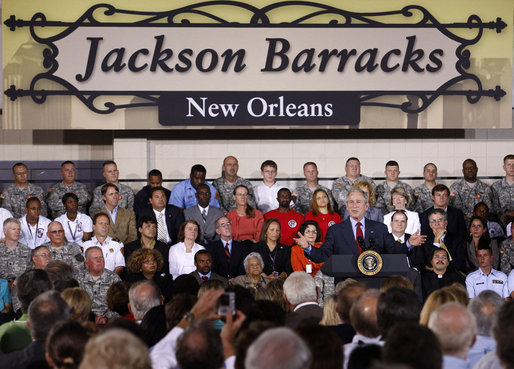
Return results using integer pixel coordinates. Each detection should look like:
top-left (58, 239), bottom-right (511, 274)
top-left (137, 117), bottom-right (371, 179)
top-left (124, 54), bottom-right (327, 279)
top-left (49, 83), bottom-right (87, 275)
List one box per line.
top-left (134, 169), bottom-right (171, 219)
top-left (139, 186), bottom-right (184, 245)
top-left (128, 280), bottom-right (163, 323)
top-left (0, 218), bottom-right (32, 281)
top-left (473, 202), bottom-right (506, 240)
top-left (492, 299), bottom-right (514, 369)
top-left (45, 320), bottom-right (89, 369)
top-left (375, 160), bottom-right (415, 215)
top-left (264, 188), bottom-right (304, 246)
top-left (213, 156), bottom-right (256, 214)
top-left (254, 279), bottom-right (288, 313)
top-left (141, 305), bottom-right (168, 348)
top-left (125, 216), bottom-right (170, 273)
top-left (252, 219), bottom-right (292, 280)
top-left (305, 189), bottom-right (341, 242)
top-left (0, 278), bottom-right (12, 325)
top-left (226, 185), bottom-right (264, 242)
top-left (106, 281), bottom-right (132, 321)
top-left (466, 216), bottom-right (500, 272)
top-left (164, 294), bottom-right (197, 331)
top-left (421, 249), bottom-right (465, 301)
top-left (168, 164), bottom-right (219, 210)
top-left (380, 275), bottom-right (414, 292)
top-left (296, 325), bottom-right (343, 369)
top-left (291, 220), bottom-right (324, 277)
top-left (31, 245), bottom-right (51, 270)
top-left (18, 198), bottom-right (51, 249)
top-left (428, 302), bottom-right (477, 369)
top-left (491, 154), bottom-right (514, 226)
top-left (46, 160), bottom-right (91, 218)
top-left (327, 283), bottom-right (366, 344)
top-left (2, 291), bottom-right (70, 369)
top-left (467, 290), bottom-right (503, 368)
top-left (79, 329), bottom-right (151, 369)
top-left (419, 288), bottom-right (462, 326)
top-left (319, 294), bottom-right (340, 326)
top-left (184, 184), bottom-right (223, 245)
top-left (168, 220), bottom-right (205, 279)
top-left (342, 181), bottom-right (383, 222)
top-left (42, 221), bottom-right (84, 273)
top-left (466, 246), bottom-right (508, 298)
top-left (500, 221), bottom-right (514, 274)
top-left (82, 213), bottom-right (125, 275)
top-left (383, 187), bottom-right (421, 235)
top-left (125, 248), bottom-right (173, 301)
top-left (253, 160), bottom-right (283, 215)
top-left (382, 322), bottom-right (442, 369)
top-left (413, 162), bottom-right (438, 212)
top-left (0, 208), bottom-right (13, 241)
top-left (189, 250), bottom-right (228, 287)
top-left (344, 289), bottom-right (382, 369)
top-left (45, 260), bottom-right (79, 292)
top-left (232, 252), bottom-right (270, 291)
top-left (283, 271), bottom-right (323, 329)
top-left (95, 183), bottom-right (137, 244)
top-left (89, 160), bottom-right (135, 215)
top-left (0, 269), bottom-right (52, 353)
top-left (208, 216), bottom-right (249, 280)
top-left (61, 287), bottom-right (92, 323)
top-left (54, 193), bottom-right (93, 247)
top-left (420, 184), bottom-right (466, 244)
top-left (293, 161), bottom-right (336, 215)
top-left (314, 270), bottom-right (335, 307)
top-left (347, 344), bottom-right (382, 369)
top-left (79, 246), bottom-right (121, 324)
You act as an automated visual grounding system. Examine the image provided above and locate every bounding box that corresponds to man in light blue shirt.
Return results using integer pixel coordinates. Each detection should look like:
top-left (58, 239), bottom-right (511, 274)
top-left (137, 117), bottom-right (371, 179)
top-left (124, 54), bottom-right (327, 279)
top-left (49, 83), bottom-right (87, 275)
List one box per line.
top-left (168, 164), bottom-right (219, 209)
top-left (466, 246), bottom-right (509, 298)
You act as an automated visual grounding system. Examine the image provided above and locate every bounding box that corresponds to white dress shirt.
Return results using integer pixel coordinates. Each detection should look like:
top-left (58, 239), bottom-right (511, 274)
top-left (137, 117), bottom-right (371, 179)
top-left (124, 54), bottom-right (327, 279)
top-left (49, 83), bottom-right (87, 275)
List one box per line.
top-left (55, 212), bottom-right (93, 247)
top-left (83, 235), bottom-right (125, 271)
top-left (18, 215), bottom-right (51, 249)
top-left (168, 242), bottom-right (205, 279)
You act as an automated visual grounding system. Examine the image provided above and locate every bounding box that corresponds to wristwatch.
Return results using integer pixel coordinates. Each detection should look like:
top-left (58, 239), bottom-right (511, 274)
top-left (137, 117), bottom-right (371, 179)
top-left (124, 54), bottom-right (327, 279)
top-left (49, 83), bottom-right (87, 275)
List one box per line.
top-left (183, 311), bottom-right (195, 322)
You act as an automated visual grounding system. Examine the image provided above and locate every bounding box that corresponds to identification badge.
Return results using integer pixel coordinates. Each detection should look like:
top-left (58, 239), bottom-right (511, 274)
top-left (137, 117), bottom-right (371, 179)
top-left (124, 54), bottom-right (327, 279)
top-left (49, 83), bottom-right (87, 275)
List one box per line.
top-left (306, 264), bottom-right (312, 274)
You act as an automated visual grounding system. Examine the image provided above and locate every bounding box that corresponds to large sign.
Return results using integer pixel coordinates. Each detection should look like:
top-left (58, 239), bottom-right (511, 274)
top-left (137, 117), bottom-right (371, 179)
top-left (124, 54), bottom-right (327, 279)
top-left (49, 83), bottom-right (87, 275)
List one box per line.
top-left (2, 0), bottom-right (512, 129)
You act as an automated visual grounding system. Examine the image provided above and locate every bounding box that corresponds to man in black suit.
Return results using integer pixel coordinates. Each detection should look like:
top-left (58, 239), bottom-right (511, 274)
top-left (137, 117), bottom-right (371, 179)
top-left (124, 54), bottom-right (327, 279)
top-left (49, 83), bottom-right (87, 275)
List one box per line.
top-left (420, 184), bottom-right (466, 243)
top-left (297, 188), bottom-right (391, 261)
top-left (139, 186), bottom-right (185, 245)
top-left (386, 210), bottom-right (426, 270)
top-left (189, 250), bottom-right (228, 287)
top-left (283, 271), bottom-right (323, 329)
top-left (134, 169), bottom-right (171, 219)
top-left (207, 216), bottom-right (249, 280)
top-left (421, 248), bottom-right (465, 301)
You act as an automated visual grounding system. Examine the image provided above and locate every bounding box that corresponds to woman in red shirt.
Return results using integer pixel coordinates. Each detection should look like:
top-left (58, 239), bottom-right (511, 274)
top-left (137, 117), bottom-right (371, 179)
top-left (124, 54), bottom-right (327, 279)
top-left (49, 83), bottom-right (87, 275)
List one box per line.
top-left (305, 189), bottom-right (341, 242)
top-left (226, 185), bottom-right (264, 242)
top-left (291, 220), bottom-right (324, 276)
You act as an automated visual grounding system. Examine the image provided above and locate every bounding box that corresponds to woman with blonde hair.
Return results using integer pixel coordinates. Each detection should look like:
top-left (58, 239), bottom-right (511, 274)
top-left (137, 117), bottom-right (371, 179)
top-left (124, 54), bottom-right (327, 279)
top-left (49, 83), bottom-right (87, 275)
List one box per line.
top-left (61, 287), bottom-right (92, 323)
top-left (419, 288), bottom-right (460, 326)
top-left (320, 294), bottom-right (340, 326)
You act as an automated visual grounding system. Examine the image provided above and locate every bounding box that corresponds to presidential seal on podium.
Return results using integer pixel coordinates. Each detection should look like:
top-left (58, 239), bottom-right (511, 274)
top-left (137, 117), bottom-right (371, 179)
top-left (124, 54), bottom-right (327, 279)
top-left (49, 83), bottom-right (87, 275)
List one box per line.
top-left (357, 250), bottom-right (383, 276)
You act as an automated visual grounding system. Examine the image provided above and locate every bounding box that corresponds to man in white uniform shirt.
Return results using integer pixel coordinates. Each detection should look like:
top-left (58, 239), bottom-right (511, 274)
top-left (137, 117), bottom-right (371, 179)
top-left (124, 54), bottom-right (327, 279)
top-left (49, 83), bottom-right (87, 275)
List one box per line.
top-left (82, 213), bottom-right (125, 275)
top-left (254, 160), bottom-right (285, 215)
top-left (54, 193), bottom-right (92, 247)
top-left (18, 198), bottom-right (51, 249)
top-left (466, 246), bottom-right (508, 298)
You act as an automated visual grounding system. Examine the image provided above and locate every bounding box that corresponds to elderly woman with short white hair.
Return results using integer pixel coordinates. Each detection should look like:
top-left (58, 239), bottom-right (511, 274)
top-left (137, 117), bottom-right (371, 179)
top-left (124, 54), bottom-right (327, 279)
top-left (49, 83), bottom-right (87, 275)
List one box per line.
top-left (232, 252), bottom-right (270, 290)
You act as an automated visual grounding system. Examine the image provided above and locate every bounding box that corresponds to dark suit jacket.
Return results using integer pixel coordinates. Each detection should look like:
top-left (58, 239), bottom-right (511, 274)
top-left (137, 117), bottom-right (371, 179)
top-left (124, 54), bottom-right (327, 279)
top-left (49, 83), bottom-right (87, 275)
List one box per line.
top-left (420, 206), bottom-right (466, 243)
top-left (0, 339), bottom-right (48, 369)
top-left (184, 205), bottom-right (224, 244)
top-left (189, 270), bottom-right (228, 287)
top-left (124, 271), bottom-right (174, 302)
top-left (124, 239), bottom-right (171, 274)
top-left (97, 206), bottom-right (137, 244)
top-left (328, 323), bottom-right (356, 344)
top-left (421, 270), bottom-right (465, 301)
top-left (285, 303), bottom-right (323, 329)
top-left (207, 239), bottom-right (249, 279)
top-left (252, 242), bottom-right (293, 276)
top-left (308, 218), bottom-right (390, 263)
top-left (134, 185), bottom-right (171, 219)
top-left (139, 205), bottom-right (185, 244)
top-left (419, 232), bottom-right (467, 272)
top-left (385, 233), bottom-right (426, 270)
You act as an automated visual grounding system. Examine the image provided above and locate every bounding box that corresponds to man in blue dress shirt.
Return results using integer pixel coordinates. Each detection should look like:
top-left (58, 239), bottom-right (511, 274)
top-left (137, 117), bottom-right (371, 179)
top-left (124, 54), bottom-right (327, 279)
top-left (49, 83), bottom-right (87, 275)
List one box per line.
top-left (168, 164), bottom-right (219, 210)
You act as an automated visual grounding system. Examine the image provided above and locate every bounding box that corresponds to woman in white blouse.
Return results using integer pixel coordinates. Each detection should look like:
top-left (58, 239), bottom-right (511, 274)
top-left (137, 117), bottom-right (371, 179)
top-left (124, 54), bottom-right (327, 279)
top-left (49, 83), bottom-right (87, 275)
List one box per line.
top-left (383, 187), bottom-right (420, 235)
top-left (168, 220), bottom-right (205, 279)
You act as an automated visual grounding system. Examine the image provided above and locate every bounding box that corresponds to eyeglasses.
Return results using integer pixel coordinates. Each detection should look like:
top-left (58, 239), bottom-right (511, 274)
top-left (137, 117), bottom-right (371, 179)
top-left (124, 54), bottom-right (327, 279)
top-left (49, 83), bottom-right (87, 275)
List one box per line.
top-left (35, 253), bottom-right (50, 258)
top-left (429, 218), bottom-right (445, 224)
top-left (304, 229), bottom-right (318, 234)
top-left (49, 230), bottom-right (64, 234)
top-left (433, 255), bottom-right (448, 260)
top-left (219, 222), bottom-right (232, 227)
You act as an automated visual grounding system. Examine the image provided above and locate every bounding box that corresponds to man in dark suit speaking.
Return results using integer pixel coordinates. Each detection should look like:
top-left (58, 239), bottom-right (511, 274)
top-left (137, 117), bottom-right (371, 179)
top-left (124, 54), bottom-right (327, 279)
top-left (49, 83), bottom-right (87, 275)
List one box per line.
top-left (296, 188), bottom-right (390, 261)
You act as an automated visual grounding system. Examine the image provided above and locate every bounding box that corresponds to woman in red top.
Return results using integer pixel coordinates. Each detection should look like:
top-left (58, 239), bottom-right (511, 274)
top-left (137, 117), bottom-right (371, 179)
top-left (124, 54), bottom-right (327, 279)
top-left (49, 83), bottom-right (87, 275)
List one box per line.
top-left (226, 185), bottom-right (264, 242)
top-left (305, 189), bottom-right (341, 242)
top-left (291, 220), bottom-right (324, 276)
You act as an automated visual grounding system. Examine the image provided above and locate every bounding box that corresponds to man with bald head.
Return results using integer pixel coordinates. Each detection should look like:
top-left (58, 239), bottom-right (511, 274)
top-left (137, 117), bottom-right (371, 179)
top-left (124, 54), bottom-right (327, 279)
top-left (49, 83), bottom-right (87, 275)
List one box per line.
top-left (414, 163), bottom-right (438, 212)
top-left (42, 221), bottom-right (84, 273)
top-left (428, 302), bottom-right (477, 369)
top-left (213, 156), bottom-right (255, 213)
top-left (450, 159), bottom-right (493, 225)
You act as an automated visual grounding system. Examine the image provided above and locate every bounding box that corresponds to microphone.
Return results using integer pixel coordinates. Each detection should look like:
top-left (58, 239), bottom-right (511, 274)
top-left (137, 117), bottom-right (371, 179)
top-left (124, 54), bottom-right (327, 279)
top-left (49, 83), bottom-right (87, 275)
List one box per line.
top-left (369, 236), bottom-right (376, 251)
top-left (357, 236), bottom-right (365, 251)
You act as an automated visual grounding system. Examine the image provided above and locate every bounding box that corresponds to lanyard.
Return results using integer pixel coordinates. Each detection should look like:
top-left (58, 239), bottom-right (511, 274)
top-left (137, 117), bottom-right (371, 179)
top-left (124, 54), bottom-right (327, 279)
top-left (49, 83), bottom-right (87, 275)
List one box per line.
top-left (67, 220), bottom-right (78, 242)
top-left (25, 216), bottom-right (39, 248)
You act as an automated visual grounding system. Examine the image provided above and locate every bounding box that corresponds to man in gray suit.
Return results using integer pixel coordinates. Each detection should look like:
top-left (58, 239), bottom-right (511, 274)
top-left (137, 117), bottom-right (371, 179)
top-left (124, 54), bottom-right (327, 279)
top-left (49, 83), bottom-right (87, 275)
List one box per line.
top-left (189, 250), bottom-right (228, 287)
top-left (184, 184), bottom-right (224, 245)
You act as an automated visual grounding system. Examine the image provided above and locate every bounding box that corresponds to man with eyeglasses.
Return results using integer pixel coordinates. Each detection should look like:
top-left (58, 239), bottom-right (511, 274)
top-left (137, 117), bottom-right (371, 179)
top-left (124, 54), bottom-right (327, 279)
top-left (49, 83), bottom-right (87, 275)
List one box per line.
top-left (89, 161), bottom-right (135, 216)
top-left (0, 218), bottom-right (32, 283)
top-left (42, 221), bottom-right (84, 273)
top-left (421, 248), bottom-right (465, 301)
top-left (207, 216), bottom-right (249, 281)
top-left (31, 245), bottom-right (51, 270)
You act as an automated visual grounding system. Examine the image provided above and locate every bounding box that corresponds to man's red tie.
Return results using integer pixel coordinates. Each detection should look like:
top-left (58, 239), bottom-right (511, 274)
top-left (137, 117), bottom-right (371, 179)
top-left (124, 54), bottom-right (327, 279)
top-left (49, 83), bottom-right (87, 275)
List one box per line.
top-left (202, 276), bottom-right (208, 282)
top-left (224, 243), bottom-right (231, 264)
top-left (355, 222), bottom-right (363, 254)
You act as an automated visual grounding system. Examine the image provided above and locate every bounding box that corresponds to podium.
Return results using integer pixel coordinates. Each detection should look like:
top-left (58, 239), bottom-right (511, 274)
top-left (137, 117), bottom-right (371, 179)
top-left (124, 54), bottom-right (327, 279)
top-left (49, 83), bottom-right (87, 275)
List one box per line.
top-left (321, 254), bottom-right (414, 289)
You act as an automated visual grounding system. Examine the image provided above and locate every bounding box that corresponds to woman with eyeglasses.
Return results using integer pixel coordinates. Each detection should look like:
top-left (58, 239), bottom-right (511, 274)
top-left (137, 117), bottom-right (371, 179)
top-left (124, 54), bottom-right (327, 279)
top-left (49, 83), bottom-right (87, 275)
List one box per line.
top-left (226, 185), bottom-right (264, 242)
top-left (291, 220), bottom-right (324, 277)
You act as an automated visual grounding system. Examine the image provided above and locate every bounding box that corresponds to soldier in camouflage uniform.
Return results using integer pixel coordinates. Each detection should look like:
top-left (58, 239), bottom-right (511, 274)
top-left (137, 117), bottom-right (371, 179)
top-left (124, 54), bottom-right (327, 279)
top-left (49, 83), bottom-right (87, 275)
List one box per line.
top-left (331, 157), bottom-right (375, 214)
top-left (0, 218), bottom-right (32, 282)
top-left (375, 161), bottom-right (415, 215)
top-left (500, 222), bottom-right (514, 274)
top-left (46, 161), bottom-right (91, 219)
top-left (1, 163), bottom-right (47, 218)
top-left (491, 154), bottom-right (514, 226)
top-left (79, 246), bottom-right (121, 323)
top-left (89, 161), bottom-right (134, 216)
top-left (293, 162), bottom-right (335, 215)
top-left (413, 163), bottom-right (438, 213)
top-left (42, 221), bottom-right (85, 273)
top-left (212, 156), bottom-right (255, 213)
top-left (449, 159), bottom-right (493, 225)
